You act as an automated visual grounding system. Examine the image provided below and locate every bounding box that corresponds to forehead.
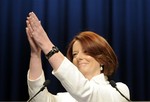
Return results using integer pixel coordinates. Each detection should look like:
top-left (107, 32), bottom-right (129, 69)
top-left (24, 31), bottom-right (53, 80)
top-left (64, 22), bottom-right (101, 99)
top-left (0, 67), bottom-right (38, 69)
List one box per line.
top-left (72, 40), bottom-right (83, 50)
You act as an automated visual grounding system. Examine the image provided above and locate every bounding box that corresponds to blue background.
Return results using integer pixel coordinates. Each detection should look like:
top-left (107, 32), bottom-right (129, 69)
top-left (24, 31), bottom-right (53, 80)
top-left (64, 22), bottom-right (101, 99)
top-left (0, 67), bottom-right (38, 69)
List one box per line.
top-left (0, 0), bottom-right (149, 101)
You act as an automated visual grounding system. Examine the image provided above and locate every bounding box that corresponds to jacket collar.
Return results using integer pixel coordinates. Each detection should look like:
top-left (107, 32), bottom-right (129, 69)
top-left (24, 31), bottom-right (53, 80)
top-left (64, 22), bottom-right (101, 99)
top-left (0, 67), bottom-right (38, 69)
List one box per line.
top-left (90, 73), bottom-right (109, 85)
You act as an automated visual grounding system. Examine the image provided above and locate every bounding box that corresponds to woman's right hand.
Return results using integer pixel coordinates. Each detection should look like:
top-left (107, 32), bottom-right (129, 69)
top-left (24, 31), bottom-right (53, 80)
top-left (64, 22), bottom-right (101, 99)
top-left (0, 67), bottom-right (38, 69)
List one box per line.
top-left (26, 20), bottom-right (43, 80)
top-left (27, 12), bottom-right (52, 55)
top-left (26, 12), bottom-right (64, 72)
top-left (26, 20), bottom-right (41, 57)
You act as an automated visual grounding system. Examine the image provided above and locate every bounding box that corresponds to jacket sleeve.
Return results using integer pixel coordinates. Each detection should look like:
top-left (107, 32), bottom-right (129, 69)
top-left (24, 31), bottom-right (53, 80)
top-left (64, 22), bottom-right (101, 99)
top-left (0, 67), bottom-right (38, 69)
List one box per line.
top-left (27, 70), bottom-right (61, 102)
top-left (52, 57), bottom-right (130, 102)
top-left (116, 82), bottom-right (130, 101)
top-left (52, 57), bottom-right (94, 102)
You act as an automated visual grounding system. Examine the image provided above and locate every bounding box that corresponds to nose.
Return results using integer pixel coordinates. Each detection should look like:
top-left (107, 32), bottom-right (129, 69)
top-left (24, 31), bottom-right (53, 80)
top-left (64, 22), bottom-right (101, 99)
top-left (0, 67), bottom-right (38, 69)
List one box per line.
top-left (76, 52), bottom-right (84, 61)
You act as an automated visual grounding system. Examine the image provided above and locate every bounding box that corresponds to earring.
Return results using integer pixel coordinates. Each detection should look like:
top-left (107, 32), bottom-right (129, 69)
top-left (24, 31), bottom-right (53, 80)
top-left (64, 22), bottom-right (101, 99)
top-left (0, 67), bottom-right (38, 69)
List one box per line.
top-left (100, 66), bottom-right (103, 71)
top-left (100, 64), bottom-right (104, 71)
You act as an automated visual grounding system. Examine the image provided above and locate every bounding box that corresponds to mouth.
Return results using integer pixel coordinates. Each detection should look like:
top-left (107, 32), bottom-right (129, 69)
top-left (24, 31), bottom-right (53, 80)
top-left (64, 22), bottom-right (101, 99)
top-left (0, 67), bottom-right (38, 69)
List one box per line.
top-left (78, 63), bottom-right (87, 68)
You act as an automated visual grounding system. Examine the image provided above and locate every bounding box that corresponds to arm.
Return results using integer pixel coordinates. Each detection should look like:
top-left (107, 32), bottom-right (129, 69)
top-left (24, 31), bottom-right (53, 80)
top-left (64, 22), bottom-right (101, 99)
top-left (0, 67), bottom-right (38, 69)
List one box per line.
top-left (27, 12), bottom-right (64, 72)
top-left (26, 18), bottom-right (51, 102)
top-left (52, 57), bottom-right (93, 102)
top-left (26, 12), bottom-right (66, 102)
top-left (53, 58), bottom-right (130, 102)
top-left (27, 12), bottom-right (93, 102)
top-left (26, 21), bottom-right (42, 80)
top-left (26, 17), bottom-right (47, 102)
top-left (27, 71), bottom-right (61, 102)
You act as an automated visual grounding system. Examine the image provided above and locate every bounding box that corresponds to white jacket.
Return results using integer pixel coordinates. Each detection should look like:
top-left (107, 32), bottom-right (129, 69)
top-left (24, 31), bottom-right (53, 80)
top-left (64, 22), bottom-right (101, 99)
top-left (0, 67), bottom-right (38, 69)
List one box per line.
top-left (27, 57), bottom-right (130, 102)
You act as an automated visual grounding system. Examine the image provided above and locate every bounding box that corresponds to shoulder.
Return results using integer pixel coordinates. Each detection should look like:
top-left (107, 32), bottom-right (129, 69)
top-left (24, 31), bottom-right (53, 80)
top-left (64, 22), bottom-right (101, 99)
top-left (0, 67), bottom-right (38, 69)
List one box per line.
top-left (116, 82), bottom-right (130, 98)
top-left (116, 82), bottom-right (129, 91)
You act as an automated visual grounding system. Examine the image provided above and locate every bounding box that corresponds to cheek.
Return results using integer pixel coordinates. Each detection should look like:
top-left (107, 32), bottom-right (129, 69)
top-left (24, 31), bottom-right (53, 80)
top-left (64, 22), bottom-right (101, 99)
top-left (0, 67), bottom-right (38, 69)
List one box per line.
top-left (87, 57), bottom-right (100, 67)
top-left (73, 59), bottom-right (77, 66)
top-left (92, 62), bottom-right (100, 68)
top-left (86, 56), bottom-right (93, 60)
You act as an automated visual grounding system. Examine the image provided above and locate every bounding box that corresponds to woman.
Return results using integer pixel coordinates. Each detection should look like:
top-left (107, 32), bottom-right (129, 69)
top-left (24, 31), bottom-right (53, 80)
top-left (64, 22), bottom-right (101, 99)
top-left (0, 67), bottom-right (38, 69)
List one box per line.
top-left (26, 12), bottom-right (130, 102)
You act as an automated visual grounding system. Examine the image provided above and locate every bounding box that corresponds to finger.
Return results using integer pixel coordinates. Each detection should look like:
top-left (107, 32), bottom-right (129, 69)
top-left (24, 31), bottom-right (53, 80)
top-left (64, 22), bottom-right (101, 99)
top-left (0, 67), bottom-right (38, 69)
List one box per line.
top-left (27, 18), bottom-right (40, 34)
top-left (26, 20), bottom-right (33, 37)
top-left (26, 27), bottom-right (32, 44)
top-left (29, 12), bottom-right (40, 22)
top-left (28, 12), bottom-right (40, 27)
top-left (28, 12), bottom-right (41, 29)
top-left (26, 27), bottom-right (32, 39)
top-left (26, 27), bottom-right (37, 49)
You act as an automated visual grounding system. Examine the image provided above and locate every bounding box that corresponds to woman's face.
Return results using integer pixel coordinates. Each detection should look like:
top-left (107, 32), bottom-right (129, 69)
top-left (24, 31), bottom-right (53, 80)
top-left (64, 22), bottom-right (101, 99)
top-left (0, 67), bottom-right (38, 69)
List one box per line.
top-left (72, 40), bottom-right (101, 80)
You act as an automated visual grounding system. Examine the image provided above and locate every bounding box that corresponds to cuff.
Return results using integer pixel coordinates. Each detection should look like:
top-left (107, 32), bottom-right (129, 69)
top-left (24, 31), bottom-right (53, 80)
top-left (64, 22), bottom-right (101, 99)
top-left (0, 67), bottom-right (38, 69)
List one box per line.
top-left (27, 70), bottom-right (45, 91)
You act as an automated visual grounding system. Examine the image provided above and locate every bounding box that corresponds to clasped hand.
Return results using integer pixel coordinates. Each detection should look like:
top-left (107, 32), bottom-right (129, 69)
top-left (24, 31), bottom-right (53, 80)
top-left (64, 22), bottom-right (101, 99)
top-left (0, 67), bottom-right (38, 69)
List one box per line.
top-left (26, 12), bottom-right (51, 55)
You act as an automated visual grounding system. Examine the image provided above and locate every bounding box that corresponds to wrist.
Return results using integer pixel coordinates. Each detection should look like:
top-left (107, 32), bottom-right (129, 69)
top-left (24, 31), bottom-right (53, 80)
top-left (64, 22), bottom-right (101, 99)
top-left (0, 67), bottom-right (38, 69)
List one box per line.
top-left (41, 40), bottom-right (54, 54)
top-left (30, 53), bottom-right (41, 58)
top-left (45, 46), bottom-right (59, 60)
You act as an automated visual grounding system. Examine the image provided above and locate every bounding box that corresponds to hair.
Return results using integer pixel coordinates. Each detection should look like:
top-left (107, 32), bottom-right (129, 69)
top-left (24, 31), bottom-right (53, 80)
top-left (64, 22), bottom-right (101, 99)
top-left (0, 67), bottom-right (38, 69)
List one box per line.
top-left (66, 31), bottom-right (118, 77)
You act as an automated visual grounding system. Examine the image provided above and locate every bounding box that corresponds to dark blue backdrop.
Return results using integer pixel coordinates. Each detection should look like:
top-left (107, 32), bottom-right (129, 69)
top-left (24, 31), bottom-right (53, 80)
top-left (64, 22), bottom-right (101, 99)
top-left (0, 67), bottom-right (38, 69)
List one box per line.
top-left (0, 0), bottom-right (149, 101)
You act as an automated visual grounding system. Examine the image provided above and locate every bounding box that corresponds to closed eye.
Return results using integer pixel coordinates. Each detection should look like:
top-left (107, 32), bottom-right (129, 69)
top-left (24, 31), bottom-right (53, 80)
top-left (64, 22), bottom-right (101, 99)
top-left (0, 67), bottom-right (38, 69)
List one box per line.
top-left (72, 52), bottom-right (78, 58)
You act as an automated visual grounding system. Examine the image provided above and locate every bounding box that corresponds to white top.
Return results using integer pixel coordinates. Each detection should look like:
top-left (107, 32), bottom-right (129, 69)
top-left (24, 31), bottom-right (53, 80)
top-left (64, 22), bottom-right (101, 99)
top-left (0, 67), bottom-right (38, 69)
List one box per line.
top-left (27, 57), bottom-right (130, 102)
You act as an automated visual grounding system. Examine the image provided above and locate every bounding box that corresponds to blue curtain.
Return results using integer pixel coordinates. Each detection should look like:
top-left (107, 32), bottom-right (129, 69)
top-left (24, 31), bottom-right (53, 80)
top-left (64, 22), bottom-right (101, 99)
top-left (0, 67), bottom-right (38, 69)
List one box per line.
top-left (0, 0), bottom-right (149, 101)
